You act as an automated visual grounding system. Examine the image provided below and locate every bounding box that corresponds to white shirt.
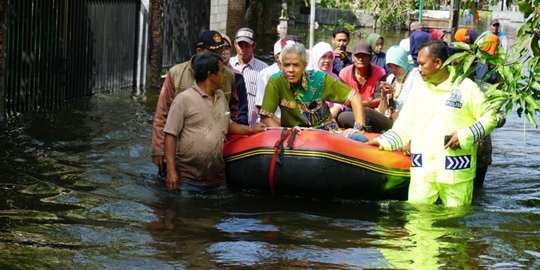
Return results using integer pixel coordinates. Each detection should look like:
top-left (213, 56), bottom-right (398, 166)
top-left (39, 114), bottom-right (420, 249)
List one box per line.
top-left (254, 63), bottom-right (282, 123)
top-left (230, 55), bottom-right (268, 125)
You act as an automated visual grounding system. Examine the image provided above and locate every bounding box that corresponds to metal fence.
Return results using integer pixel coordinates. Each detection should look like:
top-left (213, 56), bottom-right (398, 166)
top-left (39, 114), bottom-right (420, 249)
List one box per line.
top-left (161, 0), bottom-right (210, 68)
top-left (4, 0), bottom-right (139, 117)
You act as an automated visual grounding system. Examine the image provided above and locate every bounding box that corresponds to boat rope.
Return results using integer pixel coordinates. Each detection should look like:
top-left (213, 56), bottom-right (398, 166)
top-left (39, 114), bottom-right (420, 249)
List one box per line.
top-left (268, 127), bottom-right (298, 195)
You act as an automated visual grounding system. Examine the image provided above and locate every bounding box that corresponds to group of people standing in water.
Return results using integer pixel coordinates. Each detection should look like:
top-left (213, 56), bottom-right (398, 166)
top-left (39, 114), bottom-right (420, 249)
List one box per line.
top-left (151, 19), bottom-right (508, 207)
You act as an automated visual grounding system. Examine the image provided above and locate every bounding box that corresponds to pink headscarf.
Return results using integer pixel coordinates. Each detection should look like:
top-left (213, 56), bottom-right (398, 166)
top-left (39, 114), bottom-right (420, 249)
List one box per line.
top-left (307, 42), bottom-right (339, 80)
top-left (430, 29), bottom-right (445, 41)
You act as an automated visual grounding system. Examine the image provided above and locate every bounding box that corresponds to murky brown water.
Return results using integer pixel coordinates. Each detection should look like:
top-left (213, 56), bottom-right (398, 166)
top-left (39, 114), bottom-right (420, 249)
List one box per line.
top-left (1, 86), bottom-right (539, 269)
top-left (1, 21), bottom-right (539, 269)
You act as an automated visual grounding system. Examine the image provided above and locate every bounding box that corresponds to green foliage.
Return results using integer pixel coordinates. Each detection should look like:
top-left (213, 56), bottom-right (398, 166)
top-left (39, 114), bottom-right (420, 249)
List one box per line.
top-left (321, 18), bottom-right (365, 39)
top-left (358, 0), bottom-right (439, 29)
top-left (446, 9), bottom-right (540, 127)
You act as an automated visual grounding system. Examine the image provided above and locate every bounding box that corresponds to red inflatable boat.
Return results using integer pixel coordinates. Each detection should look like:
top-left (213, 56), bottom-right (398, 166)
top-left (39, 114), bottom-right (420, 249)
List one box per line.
top-left (223, 128), bottom-right (411, 200)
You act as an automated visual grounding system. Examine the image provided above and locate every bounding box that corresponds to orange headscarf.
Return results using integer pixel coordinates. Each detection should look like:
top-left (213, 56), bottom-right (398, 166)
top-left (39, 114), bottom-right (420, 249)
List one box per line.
top-left (481, 34), bottom-right (500, 56)
top-left (454, 29), bottom-right (469, 43)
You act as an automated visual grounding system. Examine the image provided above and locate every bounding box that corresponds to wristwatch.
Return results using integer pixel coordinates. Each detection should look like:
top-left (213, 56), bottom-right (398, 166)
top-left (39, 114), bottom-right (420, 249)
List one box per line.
top-left (353, 123), bottom-right (366, 131)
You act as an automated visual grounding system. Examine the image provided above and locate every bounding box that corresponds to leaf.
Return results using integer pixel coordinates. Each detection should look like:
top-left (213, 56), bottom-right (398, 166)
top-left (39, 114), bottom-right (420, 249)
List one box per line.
top-left (525, 111), bottom-right (538, 127)
top-left (451, 42), bottom-right (471, 51)
top-left (444, 51), bottom-right (469, 67)
top-left (532, 34), bottom-right (540, 57)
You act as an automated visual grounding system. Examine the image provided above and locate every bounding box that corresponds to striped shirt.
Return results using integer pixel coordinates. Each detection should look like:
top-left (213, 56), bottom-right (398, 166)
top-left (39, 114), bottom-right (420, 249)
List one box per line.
top-left (230, 55), bottom-right (268, 125)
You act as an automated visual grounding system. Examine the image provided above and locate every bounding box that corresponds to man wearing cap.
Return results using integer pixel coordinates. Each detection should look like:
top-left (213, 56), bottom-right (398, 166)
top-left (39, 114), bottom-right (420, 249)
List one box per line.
top-left (230, 27), bottom-right (269, 126)
top-left (253, 36), bottom-right (299, 124)
top-left (220, 32), bottom-right (249, 125)
top-left (478, 19), bottom-right (508, 53)
top-left (151, 30), bottom-right (241, 176)
top-left (337, 42), bottom-right (391, 133)
top-left (163, 52), bottom-right (266, 193)
top-left (259, 43), bottom-right (367, 140)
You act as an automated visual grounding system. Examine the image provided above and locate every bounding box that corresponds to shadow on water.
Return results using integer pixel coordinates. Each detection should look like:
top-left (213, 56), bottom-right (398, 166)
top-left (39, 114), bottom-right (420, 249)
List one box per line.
top-left (1, 85), bottom-right (539, 267)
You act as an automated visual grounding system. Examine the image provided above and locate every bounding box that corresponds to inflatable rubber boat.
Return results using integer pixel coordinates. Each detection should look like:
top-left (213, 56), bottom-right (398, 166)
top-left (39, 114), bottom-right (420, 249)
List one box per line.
top-left (223, 128), bottom-right (411, 200)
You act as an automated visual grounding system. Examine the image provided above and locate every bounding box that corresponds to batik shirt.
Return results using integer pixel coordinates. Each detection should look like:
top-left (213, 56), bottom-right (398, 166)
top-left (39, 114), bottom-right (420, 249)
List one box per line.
top-left (259, 70), bottom-right (355, 130)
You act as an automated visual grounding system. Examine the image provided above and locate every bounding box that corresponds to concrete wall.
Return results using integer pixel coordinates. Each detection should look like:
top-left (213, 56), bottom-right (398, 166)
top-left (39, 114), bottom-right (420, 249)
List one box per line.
top-left (210, 0), bottom-right (229, 33)
top-left (293, 7), bottom-right (375, 27)
top-left (492, 10), bottom-right (524, 37)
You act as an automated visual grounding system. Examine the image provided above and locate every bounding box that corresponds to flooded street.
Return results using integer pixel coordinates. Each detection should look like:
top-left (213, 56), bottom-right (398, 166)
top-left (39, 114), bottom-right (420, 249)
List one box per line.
top-left (1, 89), bottom-right (539, 269)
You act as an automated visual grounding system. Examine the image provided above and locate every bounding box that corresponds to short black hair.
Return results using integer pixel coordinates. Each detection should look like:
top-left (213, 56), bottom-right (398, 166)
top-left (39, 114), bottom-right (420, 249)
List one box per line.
top-left (419, 40), bottom-right (449, 63)
top-left (193, 52), bottom-right (223, 82)
top-left (333, 26), bottom-right (350, 39)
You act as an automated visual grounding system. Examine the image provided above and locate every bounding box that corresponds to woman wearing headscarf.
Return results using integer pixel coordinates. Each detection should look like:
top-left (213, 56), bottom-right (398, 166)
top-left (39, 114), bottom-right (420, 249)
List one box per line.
top-left (306, 42), bottom-right (339, 79)
top-left (454, 28), bottom-right (470, 43)
top-left (367, 33), bottom-right (390, 74)
top-left (378, 46), bottom-right (421, 122)
top-left (306, 42), bottom-right (347, 120)
top-left (430, 29), bottom-right (445, 41)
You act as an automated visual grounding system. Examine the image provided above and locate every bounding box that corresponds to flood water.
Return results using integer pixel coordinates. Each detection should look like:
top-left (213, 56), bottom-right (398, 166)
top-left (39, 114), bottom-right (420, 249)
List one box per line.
top-left (1, 19), bottom-right (539, 268)
top-left (1, 83), bottom-right (539, 269)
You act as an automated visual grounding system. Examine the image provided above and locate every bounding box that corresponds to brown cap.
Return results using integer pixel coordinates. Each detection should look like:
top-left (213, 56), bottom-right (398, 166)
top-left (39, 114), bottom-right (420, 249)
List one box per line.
top-left (352, 42), bottom-right (372, 55)
top-left (490, 18), bottom-right (500, 26)
top-left (235, 27), bottom-right (255, 44)
top-left (196, 30), bottom-right (225, 50)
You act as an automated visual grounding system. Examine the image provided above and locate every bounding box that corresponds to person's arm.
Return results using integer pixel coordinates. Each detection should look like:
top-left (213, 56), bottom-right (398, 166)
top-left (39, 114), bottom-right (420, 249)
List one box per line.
top-left (261, 116), bottom-right (281, 127)
top-left (234, 74), bottom-right (249, 125)
top-left (151, 71), bottom-right (176, 169)
top-left (164, 133), bottom-right (179, 192)
top-left (259, 76), bottom-right (281, 127)
top-left (349, 91), bottom-right (366, 128)
top-left (229, 122), bottom-right (267, 135)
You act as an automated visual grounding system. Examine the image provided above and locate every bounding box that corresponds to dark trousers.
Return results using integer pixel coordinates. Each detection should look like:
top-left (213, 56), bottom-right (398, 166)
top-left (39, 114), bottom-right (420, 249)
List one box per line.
top-left (337, 107), bottom-right (393, 133)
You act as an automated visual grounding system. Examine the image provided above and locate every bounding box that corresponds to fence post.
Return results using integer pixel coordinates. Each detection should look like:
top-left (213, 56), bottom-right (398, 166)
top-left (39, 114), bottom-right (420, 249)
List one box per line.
top-left (0, 0), bottom-right (5, 122)
top-left (148, 0), bottom-right (163, 90)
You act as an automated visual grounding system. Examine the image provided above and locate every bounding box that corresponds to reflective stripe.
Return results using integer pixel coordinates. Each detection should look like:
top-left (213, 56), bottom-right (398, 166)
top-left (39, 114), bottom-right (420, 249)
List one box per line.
top-left (411, 154), bottom-right (423, 167)
top-left (469, 121), bottom-right (485, 143)
top-left (380, 130), bottom-right (403, 151)
top-left (445, 155), bottom-right (471, 170)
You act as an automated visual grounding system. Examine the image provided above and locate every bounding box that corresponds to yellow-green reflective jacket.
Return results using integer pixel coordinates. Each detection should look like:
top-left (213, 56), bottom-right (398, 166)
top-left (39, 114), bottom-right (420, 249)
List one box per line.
top-left (375, 70), bottom-right (497, 184)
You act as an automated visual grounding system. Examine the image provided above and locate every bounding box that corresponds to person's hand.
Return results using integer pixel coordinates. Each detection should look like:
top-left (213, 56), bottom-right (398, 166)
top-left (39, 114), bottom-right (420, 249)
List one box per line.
top-left (444, 131), bottom-right (461, 150)
top-left (251, 123), bottom-right (267, 133)
top-left (166, 169), bottom-right (179, 192)
top-left (334, 48), bottom-right (347, 60)
top-left (342, 128), bottom-right (364, 137)
top-left (152, 155), bottom-right (165, 169)
top-left (380, 82), bottom-right (394, 98)
top-left (366, 140), bottom-right (380, 147)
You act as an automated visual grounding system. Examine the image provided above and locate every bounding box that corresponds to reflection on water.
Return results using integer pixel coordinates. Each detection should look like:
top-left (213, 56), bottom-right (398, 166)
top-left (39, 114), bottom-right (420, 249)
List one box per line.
top-left (1, 89), bottom-right (539, 269)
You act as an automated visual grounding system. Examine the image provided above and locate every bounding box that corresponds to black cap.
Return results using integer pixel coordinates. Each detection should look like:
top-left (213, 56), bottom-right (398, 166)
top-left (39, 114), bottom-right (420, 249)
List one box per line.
top-left (196, 30), bottom-right (225, 50)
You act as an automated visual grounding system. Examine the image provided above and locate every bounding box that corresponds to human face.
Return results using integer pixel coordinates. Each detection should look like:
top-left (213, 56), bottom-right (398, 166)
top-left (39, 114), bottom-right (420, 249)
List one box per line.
top-left (490, 24), bottom-right (499, 35)
top-left (417, 47), bottom-right (442, 83)
top-left (281, 52), bottom-right (306, 84)
top-left (387, 63), bottom-right (405, 79)
top-left (373, 38), bottom-right (383, 54)
top-left (221, 42), bottom-right (232, 65)
top-left (318, 52), bottom-right (333, 72)
top-left (332, 33), bottom-right (350, 49)
top-left (234, 41), bottom-right (255, 62)
top-left (352, 53), bottom-right (371, 69)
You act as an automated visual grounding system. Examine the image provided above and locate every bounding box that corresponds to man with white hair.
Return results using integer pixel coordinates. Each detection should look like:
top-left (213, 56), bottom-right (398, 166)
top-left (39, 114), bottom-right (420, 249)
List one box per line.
top-left (260, 43), bottom-right (366, 135)
top-left (254, 35), bottom-right (300, 124)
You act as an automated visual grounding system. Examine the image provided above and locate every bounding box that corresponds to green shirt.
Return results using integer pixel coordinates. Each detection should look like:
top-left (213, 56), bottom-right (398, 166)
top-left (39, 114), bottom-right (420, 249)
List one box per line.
top-left (259, 70), bottom-right (354, 130)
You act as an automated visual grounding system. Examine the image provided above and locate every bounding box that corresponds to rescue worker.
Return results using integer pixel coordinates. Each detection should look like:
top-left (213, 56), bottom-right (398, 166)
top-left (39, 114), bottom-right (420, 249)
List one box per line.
top-left (368, 41), bottom-right (498, 207)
